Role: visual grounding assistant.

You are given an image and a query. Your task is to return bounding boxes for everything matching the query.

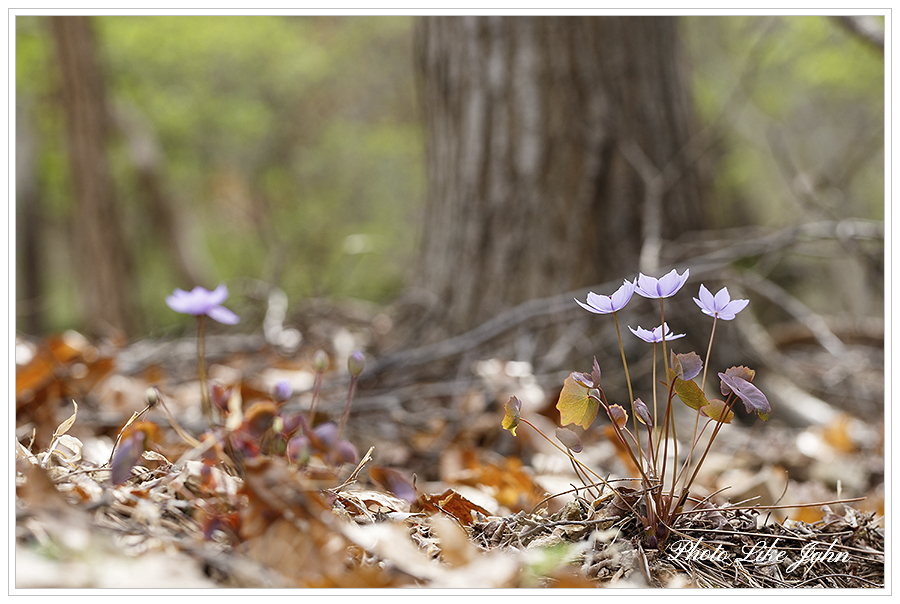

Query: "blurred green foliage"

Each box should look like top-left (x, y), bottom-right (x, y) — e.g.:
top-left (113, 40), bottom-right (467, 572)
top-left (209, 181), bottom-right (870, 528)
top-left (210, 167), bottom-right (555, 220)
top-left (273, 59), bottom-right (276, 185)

top-left (17, 15), bottom-right (423, 335)
top-left (15, 15), bottom-right (883, 336)
top-left (685, 16), bottom-right (883, 229)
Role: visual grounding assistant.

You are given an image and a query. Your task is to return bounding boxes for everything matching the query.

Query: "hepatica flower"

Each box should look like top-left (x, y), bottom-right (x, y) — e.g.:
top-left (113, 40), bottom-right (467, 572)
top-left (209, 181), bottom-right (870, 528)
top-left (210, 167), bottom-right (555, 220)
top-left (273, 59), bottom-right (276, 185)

top-left (693, 285), bottom-right (749, 321)
top-left (629, 323), bottom-right (686, 344)
top-left (575, 279), bottom-right (635, 314)
top-left (635, 269), bottom-right (690, 299)
top-left (166, 284), bottom-right (240, 325)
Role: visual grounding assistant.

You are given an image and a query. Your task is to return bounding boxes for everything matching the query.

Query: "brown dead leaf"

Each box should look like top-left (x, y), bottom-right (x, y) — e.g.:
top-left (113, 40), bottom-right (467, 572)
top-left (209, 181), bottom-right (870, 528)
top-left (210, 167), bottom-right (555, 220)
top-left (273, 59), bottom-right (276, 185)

top-left (443, 449), bottom-right (547, 512)
top-left (413, 488), bottom-right (491, 527)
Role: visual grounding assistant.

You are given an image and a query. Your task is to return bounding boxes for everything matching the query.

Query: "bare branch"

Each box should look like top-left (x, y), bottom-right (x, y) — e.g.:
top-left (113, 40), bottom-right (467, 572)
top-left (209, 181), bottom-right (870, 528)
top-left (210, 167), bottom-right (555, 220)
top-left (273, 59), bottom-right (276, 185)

top-left (832, 16), bottom-right (885, 52)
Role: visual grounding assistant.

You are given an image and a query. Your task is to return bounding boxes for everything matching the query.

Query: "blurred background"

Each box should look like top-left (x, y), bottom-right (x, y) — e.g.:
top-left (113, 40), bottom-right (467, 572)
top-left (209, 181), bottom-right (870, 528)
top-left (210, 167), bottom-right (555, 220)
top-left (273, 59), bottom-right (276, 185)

top-left (15, 15), bottom-right (883, 337)
top-left (15, 15), bottom-right (884, 436)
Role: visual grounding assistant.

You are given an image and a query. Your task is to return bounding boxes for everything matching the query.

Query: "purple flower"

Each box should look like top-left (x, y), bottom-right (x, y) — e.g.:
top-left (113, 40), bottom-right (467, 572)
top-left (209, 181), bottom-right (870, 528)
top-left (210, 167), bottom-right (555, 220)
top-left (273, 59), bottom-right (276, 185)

top-left (629, 323), bottom-right (686, 344)
top-left (575, 279), bottom-right (635, 314)
top-left (635, 269), bottom-right (690, 299)
top-left (693, 285), bottom-right (749, 321)
top-left (166, 284), bottom-right (239, 325)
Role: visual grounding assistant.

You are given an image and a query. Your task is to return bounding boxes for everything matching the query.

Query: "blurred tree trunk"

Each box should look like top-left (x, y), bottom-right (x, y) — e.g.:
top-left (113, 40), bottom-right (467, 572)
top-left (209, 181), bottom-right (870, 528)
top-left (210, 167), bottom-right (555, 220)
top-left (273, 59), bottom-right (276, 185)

top-left (49, 16), bottom-right (139, 337)
top-left (16, 102), bottom-right (44, 335)
top-left (413, 16), bottom-right (707, 340)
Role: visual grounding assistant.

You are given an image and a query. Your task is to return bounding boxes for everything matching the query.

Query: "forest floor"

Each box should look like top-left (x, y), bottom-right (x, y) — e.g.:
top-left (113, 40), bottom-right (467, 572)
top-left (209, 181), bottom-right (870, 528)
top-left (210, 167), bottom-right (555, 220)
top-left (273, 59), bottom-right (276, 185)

top-left (14, 300), bottom-right (885, 590)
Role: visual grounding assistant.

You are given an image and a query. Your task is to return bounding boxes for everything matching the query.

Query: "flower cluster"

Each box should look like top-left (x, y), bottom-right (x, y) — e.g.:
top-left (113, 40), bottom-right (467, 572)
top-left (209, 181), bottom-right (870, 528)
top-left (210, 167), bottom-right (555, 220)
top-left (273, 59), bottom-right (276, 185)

top-left (575, 268), bottom-right (748, 342)
top-left (500, 267), bottom-right (769, 551)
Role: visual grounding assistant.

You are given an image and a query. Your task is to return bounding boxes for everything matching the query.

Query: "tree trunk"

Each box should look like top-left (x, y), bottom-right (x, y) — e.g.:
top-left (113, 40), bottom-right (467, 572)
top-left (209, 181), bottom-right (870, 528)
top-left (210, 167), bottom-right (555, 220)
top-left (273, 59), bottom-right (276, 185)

top-left (49, 16), bottom-right (138, 337)
top-left (16, 101), bottom-right (44, 335)
top-left (413, 16), bottom-right (706, 340)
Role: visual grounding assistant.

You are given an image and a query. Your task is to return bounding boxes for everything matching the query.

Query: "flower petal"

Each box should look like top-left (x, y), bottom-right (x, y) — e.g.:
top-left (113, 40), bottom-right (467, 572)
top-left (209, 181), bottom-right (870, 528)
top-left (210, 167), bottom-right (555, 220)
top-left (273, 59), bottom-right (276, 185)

top-left (635, 273), bottom-right (659, 298)
top-left (609, 280), bottom-right (635, 311)
top-left (166, 293), bottom-right (204, 315)
top-left (713, 286), bottom-right (731, 311)
top-left (575, 297), bottom-right (604, 314)
top-left (207, 283), bottom-right (230, 306)
top-left (657, 269), bottom-right (681, 296)
top-left (698, 284), bottom-right (715, 309)
top-left (206, 305), bottom-right (240, 325)
top-left (586, 291), bottom-right (614, 313)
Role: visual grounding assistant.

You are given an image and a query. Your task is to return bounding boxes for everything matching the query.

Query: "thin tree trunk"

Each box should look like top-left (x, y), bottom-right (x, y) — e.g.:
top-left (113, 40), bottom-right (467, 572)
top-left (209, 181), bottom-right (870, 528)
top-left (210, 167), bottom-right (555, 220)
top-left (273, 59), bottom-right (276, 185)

top-left (16, 102), bottom-right (44, 335)
top-left (50, 16), bottom-right (138, 337)
top-left (413, 16), bottom-right (706, 340)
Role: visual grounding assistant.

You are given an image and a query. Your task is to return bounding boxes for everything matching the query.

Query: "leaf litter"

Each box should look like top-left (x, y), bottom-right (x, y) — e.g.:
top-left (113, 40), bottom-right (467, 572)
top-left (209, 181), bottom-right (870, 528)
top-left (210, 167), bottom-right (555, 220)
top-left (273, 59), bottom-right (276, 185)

top-left (14, 326), bottom-right (884, 589)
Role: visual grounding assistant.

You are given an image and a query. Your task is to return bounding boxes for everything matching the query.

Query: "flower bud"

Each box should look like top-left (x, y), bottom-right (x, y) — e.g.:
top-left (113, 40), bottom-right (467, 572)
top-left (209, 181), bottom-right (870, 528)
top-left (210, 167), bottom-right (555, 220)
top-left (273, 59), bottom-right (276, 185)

top-left (145, 387), bottom-right (159, 408)
top-left (333, 439), bottom-right (359, 465)
top-left (272, 379), bottom-right (292, 403)
top-left (313, 422), bottom-right (339, 450)
top-left (313, 349), bottom-right (329, 373)
top-left (347, 351), bottom-right (366, 377)
top-left (287, 435), bottom-right (310, 465)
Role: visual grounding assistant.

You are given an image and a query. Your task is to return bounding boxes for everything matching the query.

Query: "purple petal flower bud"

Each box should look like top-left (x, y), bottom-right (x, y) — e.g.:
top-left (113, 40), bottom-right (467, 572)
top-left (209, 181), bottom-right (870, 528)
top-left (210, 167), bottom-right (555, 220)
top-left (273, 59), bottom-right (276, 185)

top-left (333, 440), bottom-right (359, 465)
top-left (272, 379), bottom-right (292, 403)
top-left (347, 351), bottom-right (366, 377)
top-left (313, 422), bottom-right (339, 450)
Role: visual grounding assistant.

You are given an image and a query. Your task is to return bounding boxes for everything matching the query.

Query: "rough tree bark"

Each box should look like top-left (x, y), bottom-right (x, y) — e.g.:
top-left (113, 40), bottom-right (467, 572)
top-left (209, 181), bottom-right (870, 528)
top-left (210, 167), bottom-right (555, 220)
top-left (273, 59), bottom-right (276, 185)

top-left (49, 16), bottom-right (138, 336)
top-left (412, 16), bottom-right (707, 341)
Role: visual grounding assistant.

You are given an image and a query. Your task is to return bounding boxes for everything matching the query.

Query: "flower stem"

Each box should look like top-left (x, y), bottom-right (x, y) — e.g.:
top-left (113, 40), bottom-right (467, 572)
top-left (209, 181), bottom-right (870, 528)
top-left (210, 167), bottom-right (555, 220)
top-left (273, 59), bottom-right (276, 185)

top-left (197, 315), bottom-right (212, 426)
top-left (701, 317), bottom-right (718, 392)
top-left (613, 311), bottom-right (642, 473)
top-left (659, 298), bottom-right (670, 378)
top-left (337, 375), bottom-right (358, 441)
top-left (307, 369), bottom-right (324, 426)
top-left (683, 316), bottom-right (718, 497)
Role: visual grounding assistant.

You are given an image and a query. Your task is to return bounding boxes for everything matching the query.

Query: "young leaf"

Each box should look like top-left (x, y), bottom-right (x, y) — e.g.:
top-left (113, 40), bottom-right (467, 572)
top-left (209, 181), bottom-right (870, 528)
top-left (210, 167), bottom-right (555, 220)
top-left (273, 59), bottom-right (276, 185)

top-left (111, 431), bottom-right (144, 485)
top-left (556, 427), bottom-right (583, 452)
top-left (670, 351), bottom-right (703, 381)
top-left (633, 397), bottom-right (653, 427)
top-left (701, 399), bottom-right (734, 424)
top-left (608, 404), bottom-right (628, 430)
top-left (502, 396), bottom-right (522, 436)
top-left (591, 357), bottom-right (602, 388)
top-left (557, 373), bottom-right (599, 429)
top-left (719, 366), bottom-right (756, 395)
top-left (573, 372), bottom-right (594, 389)
top-left (718, 373), bottom-right (770, 420)
top-left (668, 368), bottom-right (709, 410)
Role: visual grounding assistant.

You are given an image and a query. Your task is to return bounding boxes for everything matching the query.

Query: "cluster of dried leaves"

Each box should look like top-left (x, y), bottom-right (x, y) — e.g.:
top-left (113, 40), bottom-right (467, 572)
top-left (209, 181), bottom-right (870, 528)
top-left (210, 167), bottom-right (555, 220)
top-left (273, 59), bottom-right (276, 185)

top-left (15, 328), bottom-right (885, 589)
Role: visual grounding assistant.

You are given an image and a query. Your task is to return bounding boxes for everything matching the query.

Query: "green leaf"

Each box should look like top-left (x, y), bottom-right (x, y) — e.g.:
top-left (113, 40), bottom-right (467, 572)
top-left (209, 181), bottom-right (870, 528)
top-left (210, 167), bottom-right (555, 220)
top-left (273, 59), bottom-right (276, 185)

top-left (668, 368), bottom-right (710, 411)
top-left (502, 396), bottom-right (522, 436)
top-left (701, 399), bottom-right (734, 424)
top-left (556, 373), bottom-right (598, 429)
